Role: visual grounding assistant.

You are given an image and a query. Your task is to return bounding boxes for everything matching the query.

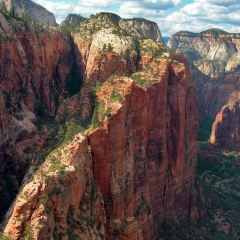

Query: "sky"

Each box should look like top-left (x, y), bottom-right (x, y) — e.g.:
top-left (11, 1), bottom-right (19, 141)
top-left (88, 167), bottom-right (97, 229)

top-left (33, 0), bottom-right (240, 36)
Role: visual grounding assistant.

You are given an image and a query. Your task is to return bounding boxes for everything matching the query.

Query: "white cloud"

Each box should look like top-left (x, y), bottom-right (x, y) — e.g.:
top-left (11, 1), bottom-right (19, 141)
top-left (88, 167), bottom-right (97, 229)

top-left (118, 2), bottom-right (165, 19)
top-left (196, 0), bottom-right (239, 6)
top-left (160, 0), bottom-right (240, 35)
top-left (79, 0), bottom-right (118, 8)
top-left (34, 0), bottom-right (109, 23)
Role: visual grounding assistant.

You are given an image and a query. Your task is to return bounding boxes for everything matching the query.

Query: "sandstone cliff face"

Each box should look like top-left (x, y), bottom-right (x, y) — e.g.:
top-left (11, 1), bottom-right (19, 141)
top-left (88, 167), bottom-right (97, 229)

top-left (167, 31), bottom-right (197, 52)
top-left (0, 12), bottom-right (75, 222)
top-left (169, 29), bottom-right (240, 153)
top-left (0, 0), bottom-right (57, 26)
top-left (4, 134), bottom-right (106, 240)
top-left (226, 52), bottom-right (240, 72)
top-left (120, 18), bottom-right (164, 43)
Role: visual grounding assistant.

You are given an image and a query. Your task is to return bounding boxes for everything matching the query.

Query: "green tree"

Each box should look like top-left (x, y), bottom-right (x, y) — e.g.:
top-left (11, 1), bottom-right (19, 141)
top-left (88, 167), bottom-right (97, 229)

top-left (57, 126), bottom-right (65, 142)
top-left (107, 43), bottom-right (113, 52)
top-left (124, 48), bottom-right (130, 61)
top-left (24, 222), bottom-right (33, 240)
top-left (102, 43), bottom-right (106, 51)
top-left (91, 105), bottom-right (99, 129)
top-left (64, 122), bottom-right (83, 142)
top-left (8, 7), bottom-right (16, 17)
top-left (22, 11), bottom-right (31, 22)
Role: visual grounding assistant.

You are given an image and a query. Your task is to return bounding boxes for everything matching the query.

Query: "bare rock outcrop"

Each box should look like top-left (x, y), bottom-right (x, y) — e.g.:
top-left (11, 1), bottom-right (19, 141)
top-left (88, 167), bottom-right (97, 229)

top-left (4, 134), bottom-right (106, 239)
top-left (88, 53), bottom-right (198, 238)
top-left (226, 52), bottom-right (240, 72)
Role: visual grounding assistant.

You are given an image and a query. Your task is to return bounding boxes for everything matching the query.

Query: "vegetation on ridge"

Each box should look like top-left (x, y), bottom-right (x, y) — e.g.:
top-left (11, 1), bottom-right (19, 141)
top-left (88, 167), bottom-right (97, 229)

top-left (123, 17), bottom-right (154, 23)
top-left (201, 28), bottom-right (230, 35)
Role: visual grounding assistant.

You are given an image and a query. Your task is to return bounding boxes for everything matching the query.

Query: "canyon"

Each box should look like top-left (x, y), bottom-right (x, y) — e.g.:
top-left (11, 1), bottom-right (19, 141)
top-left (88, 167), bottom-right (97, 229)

top-left (168, 28), bottom-right (240, 238)
top-left (168, 29), bottom-right (240, 150)
top-left (0, 10), bottom-right (200, 240)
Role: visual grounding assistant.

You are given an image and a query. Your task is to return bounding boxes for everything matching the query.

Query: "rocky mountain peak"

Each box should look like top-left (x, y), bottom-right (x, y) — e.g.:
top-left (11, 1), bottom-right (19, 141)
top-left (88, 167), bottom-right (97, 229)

top-left (72, 12), bottom-right (164, 44)
top-left (172, 30), bottom-right (197, 37)
top-left (60, 13), bottom-right (86, 27)
top-left (121, 17), bottom-right (164, 43)
top-left (0, 0), bottom-right (57, 26)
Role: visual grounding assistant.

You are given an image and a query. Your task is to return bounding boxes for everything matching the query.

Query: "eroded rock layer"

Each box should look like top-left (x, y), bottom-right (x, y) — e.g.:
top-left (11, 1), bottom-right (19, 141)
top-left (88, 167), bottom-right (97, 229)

top-left (210, 99), bottom-right (240, 151)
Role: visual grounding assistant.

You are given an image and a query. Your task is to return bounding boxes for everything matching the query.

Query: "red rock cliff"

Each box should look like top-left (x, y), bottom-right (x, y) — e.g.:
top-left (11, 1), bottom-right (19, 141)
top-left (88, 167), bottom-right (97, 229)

top-left (0, 12), bottom-right (74, 222)
top-left (89, 55), bottom-right (198, 238)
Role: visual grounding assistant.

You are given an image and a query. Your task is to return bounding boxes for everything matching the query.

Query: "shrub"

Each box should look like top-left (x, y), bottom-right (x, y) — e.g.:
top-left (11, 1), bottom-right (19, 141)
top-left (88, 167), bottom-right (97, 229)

top-left (110, 89), bottom-right (123, 102)
top-left (49, 187), bottom-right (62, 196)
top-left (23, 221), bottom-right (33, 240)
top-left (0, 232), bottom-right (11, 240)
top-left (39, 194), bottom-right (48, 204)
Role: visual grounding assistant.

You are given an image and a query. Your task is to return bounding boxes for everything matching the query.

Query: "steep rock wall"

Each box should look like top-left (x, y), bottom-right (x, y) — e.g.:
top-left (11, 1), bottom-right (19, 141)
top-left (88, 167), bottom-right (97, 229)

top-left (60, 14), bottom-right (86, 27)
top-left (89, 56), bottom-right (198, 238)
top-left (4, 134), bottom-right (107, 240)
top-left (168, 28), bottom-right (240, 148)
top-left (0, 12), bottom-right (74, 222)
top-left (3, 55), bottom-right (199, 240)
